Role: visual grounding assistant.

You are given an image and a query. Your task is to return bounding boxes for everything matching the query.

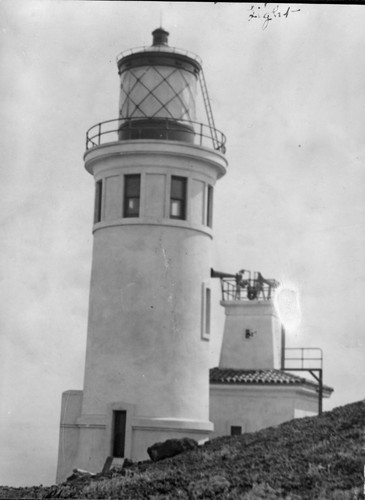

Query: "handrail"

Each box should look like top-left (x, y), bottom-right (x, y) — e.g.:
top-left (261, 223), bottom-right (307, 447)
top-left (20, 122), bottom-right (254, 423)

top-left (199, 69), bottom-right (219, 150)
top-left (116, 45), bottom-right (202, 66)
top-left (218, 276), bottom-right (277, 302)
top-left (85, 117), bottom-right (226, 153)
top-left (284, 347), bottom-right (323, 370)
top-left (282, 347), bottom-right (324, 415)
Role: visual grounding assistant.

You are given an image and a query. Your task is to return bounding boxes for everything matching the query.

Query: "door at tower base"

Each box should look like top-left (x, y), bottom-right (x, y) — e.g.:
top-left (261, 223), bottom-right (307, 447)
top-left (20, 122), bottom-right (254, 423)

top-left (56, 392), bottom-right (213, 483)
top-left (112, 411), bottom-right (126, 458)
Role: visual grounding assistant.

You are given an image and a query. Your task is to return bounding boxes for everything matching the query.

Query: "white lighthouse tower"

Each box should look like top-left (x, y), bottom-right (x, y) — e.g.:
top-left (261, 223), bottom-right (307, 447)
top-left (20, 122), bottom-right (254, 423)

top-left (56, 28), bottom-right (227, 481)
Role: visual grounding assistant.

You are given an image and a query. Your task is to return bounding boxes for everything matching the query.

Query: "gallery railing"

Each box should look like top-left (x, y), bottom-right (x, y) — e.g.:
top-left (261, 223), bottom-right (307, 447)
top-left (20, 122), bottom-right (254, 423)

top-left (85, 117), bottom-right (226, 153)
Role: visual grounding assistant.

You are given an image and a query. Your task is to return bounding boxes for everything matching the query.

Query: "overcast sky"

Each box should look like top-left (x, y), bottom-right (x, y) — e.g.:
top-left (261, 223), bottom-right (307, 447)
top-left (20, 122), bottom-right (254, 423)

top-left (1, 1), bottom-right (364, 487)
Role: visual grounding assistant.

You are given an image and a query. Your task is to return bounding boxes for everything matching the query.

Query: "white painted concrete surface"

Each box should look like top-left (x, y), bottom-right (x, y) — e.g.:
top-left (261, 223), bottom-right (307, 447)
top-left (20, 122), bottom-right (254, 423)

top-left (56, 140), bottom-right (227, 481)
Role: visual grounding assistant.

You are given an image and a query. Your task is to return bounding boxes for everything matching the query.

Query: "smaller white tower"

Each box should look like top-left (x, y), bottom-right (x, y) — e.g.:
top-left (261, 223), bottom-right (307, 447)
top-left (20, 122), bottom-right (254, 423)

top-left (209, 269), bottom-right (332, 438)
top-left (212, 270), bottom-right (282, 369)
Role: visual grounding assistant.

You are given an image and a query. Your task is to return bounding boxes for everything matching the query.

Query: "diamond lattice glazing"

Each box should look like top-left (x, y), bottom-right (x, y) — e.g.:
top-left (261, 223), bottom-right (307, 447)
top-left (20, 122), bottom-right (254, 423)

top-left (119, 65), bottom-right (197, 121)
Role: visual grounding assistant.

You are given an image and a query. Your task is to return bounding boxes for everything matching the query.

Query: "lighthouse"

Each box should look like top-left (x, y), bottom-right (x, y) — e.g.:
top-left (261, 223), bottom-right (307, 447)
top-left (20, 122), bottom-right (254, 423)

top-left (56, 28), bottom-right (227, 481)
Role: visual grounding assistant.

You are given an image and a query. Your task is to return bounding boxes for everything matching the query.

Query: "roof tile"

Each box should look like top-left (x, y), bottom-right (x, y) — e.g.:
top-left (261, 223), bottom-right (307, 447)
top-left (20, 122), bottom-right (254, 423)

top-left (209, 368), bottom-right (333, 392)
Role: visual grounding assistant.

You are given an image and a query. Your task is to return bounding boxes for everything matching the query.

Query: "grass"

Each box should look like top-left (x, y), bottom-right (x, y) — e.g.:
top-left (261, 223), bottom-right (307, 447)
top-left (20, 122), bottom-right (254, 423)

top-left (1, 400), bottom-right (364, 499)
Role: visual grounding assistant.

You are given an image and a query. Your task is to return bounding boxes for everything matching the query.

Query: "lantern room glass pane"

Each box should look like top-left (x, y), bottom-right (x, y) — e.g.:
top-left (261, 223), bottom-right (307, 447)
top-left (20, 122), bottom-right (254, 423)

top-left (119, 66), bottom-right (198, 121)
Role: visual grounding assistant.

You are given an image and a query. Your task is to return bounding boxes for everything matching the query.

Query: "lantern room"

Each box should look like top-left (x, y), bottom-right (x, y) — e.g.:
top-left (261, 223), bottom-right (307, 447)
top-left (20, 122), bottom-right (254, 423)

top-left (117, 28), bottom-right (200, 142)
top-left (119, 30), bottom-right (199, 116)
top-left (85, 28), bottom-right (225, 151)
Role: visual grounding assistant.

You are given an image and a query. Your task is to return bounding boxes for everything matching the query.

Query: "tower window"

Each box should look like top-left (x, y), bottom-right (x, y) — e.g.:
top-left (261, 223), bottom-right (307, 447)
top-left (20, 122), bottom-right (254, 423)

top-left (94, 180), bottom-right (103, 223)
top-left (205, 287), bottom-right (211, 335)
top-left (170, 176), bottom-right (187, 220)
top-left (206, 185), bottom-right (213, 228)
top-left (201, 283), bottom-right (211, 340)
top-left (124, 175), bottom-right (140, 217)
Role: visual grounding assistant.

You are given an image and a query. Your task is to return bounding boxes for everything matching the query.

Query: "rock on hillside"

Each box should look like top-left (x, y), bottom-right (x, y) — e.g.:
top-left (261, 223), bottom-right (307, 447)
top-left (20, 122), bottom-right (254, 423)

top-left (1, 400), bottom-right (365, 499)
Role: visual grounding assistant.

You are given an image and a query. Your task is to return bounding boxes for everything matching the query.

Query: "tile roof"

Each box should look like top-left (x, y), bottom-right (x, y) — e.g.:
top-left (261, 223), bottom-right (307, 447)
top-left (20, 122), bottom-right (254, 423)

top-left (210, 368), bottom-right (333, 393)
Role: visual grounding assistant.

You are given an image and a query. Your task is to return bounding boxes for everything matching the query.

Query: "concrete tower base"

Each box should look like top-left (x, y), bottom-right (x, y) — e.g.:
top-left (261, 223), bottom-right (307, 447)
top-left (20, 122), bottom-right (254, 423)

top-left (57, 390), bottom-right (213, 482)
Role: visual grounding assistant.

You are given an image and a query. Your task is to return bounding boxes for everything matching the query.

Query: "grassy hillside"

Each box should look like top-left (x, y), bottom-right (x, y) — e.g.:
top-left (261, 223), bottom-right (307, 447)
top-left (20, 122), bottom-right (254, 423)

top-left (1, 400), bottom-right (364, 499)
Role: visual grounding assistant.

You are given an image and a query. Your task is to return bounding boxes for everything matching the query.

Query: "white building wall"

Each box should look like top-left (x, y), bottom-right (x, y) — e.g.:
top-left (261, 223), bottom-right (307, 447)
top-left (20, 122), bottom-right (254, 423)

top-left (81, 223), bottom-right (213, 419)
top-left (219, 301), bottom-right (282, 370)
top-left (209, 385), bottom-right (319, 439)
top-left (59, 140), bottom-right (227, 479)
top-left (56, 391), bottom-right (83, 483)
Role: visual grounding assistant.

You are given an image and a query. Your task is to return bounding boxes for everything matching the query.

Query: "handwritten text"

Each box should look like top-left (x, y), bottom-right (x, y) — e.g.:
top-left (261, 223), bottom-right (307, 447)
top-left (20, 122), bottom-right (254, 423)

top-left (248, 4), bottom-right (301, 30)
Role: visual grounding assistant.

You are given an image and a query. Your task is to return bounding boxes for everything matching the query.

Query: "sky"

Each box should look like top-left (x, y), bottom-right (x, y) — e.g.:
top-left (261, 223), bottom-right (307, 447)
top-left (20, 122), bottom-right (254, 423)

top-left (0, 0), bottom-right (364, 487)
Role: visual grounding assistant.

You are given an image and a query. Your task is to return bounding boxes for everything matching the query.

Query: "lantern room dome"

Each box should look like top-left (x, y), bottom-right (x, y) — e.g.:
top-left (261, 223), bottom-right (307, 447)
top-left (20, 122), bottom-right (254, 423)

top-left (116, 28), bottom-right (202, 74)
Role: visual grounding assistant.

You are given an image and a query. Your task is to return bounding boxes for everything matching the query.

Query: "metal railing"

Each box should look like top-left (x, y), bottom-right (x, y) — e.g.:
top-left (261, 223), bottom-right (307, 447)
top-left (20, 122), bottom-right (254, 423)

top-left (283, 347), bottom-right (323, 370)
top-left (85, 117), bottom-right (226, 153)
top-left (281, 346), bottom-right (324, 415)
top-left (218, 276), bottom-right (278, 302)
top-left (116, 45), bottom-right (202, 66)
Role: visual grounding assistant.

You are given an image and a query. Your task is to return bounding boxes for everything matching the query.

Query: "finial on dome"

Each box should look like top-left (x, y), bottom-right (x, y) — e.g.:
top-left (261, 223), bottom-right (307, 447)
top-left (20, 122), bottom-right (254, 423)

top-left (152, 27), bottom-right (169, 46)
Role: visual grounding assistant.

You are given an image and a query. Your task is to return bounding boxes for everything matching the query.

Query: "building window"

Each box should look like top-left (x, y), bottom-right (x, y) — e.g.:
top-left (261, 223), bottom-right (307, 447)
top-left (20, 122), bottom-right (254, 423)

top-left (124, 175), bottom-right (140, 217)
top-left (205, 287), bottom-right (211, 335)
top-left (94, 179), bottom-right (103, 223)
top-left (206, 185), bottom-right (213, 228)
top-left (230, 426), bottom-right (242, 436)
top-left (201, 283), bottom-right (211, 341)
top-left (170, 176), bottom-right (187, 220)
